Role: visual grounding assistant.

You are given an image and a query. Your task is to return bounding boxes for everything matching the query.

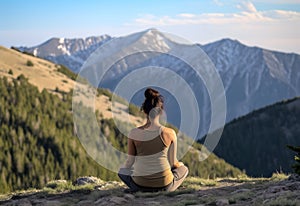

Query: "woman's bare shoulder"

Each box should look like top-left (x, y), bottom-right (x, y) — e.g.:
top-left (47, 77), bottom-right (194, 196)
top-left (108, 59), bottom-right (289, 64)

top-left (129, 127), bottom-right (143, 137)
top-left (161, 126), bottom-right (176, 137)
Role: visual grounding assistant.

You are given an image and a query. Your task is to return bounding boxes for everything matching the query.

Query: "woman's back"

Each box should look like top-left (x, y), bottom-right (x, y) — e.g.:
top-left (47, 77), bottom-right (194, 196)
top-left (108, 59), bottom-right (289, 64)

top-left (131, 127), bottom-right (174, 187)
top-left (118, 87), bottom-right (188, 192)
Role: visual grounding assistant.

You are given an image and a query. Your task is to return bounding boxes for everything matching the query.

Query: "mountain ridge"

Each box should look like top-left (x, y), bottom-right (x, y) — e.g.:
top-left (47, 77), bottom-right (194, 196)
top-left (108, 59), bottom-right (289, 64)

top-left (199, 96), bottom-right (300, 177)
top-left (17, 30), bottom-right (300, 131)
top-left (17, 35), bottom-right (112, 72)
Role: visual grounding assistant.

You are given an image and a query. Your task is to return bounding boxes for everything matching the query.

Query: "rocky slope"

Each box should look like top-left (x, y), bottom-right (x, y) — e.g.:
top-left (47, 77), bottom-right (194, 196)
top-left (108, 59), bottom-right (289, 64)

top-left (0, 174), bottom-right (299, 206)
top-left (17, 35), bottom-right (112, 73)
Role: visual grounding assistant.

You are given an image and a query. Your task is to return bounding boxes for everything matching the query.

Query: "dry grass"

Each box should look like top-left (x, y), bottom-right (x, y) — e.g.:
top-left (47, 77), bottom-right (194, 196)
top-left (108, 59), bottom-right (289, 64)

top-left (0, 46), bottom-right (144, 126)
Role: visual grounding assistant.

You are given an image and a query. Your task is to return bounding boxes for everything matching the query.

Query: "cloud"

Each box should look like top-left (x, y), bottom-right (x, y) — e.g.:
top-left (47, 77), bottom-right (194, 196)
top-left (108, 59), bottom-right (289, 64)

top-left (178, 13), bottom-right (196, 18)
top-left (127, 1), bottom-right (300, 53)
top-left (212, 0), bottom-right (224, 6)
top-left (263, 10), bottom-right (300, 19)
top-left (133, 10), bottom-right (299, 26)
top-left (237, 1), bottom-right (257, 13)
top-left (252, 0), bottom-right (300, 4)
top-left (131, 1), bottom-right (300, 26)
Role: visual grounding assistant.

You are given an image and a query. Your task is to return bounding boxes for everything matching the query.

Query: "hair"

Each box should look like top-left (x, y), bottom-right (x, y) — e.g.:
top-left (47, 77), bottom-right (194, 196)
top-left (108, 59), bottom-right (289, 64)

top-left (141, 88), bottom-right (164, 119)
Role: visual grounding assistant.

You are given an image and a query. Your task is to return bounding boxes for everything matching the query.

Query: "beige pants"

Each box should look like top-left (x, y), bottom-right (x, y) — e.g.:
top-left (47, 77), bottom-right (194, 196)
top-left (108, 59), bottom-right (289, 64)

top-left (118, 165), bottom-right (189, 192)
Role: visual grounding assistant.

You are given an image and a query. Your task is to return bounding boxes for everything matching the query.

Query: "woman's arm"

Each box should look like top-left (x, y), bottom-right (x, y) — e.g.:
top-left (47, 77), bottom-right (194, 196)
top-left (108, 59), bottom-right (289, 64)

top-left (167, 129), bottom-right (184, 169)
top-left (123, 132), bottom-right (136, 168)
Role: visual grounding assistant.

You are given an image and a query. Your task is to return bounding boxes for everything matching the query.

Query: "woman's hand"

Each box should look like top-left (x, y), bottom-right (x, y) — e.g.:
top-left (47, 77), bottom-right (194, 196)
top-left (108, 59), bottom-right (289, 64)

top-left (173, 161), bottom-right (185, 169)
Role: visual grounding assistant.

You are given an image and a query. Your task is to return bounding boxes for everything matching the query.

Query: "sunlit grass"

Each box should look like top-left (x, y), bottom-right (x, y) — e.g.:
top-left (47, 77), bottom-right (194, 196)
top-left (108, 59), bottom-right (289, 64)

top-left (0, 188), bottom-right (42, 201)
top-left (43, 182), bottom-right (95, 194)
top-left (270, 172), bottom-right (289, 181)
top-left (182, 177), bottom-right (218, 190)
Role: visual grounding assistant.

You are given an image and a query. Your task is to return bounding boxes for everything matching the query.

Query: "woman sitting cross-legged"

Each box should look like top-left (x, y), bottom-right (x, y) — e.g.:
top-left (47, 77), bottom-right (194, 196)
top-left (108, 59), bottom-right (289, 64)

top-left (118, 87), bottom-right (189, 193)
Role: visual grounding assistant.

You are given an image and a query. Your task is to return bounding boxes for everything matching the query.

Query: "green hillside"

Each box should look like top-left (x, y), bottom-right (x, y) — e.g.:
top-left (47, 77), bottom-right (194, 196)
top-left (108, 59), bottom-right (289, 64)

top-left (199, 97), bottom-right (300, 177)
top-left (0, 75), bottom-right (242, 194)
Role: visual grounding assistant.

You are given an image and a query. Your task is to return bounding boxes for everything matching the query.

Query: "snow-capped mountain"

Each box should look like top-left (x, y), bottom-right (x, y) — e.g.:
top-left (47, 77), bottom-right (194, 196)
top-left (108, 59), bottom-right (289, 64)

top-left (18, 35), bottom-right (111, 72)
top-left (18, 29), bottom-right (300, 138)
top-left (202, 38), bottom-right (300, 122)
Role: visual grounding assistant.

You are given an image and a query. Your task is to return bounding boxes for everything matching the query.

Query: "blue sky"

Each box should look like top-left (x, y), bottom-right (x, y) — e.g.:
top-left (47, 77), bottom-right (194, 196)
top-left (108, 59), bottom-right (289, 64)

top-left (0, 0), bottom-right (300, 53)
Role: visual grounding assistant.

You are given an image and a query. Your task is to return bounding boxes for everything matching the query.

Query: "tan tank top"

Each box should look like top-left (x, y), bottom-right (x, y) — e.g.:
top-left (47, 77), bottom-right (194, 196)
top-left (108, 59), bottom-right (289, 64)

top-left (132, 128), bottom-right (173, 187)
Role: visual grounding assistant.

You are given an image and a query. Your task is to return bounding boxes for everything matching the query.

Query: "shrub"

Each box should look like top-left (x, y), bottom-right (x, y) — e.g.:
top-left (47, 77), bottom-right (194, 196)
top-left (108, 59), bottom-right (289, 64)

top-left (8, 69), bottom-right (13, 75)
top-left (128, 104), bottom-right (142, 116)
top-left (26, 60), bottom-right (34, 67)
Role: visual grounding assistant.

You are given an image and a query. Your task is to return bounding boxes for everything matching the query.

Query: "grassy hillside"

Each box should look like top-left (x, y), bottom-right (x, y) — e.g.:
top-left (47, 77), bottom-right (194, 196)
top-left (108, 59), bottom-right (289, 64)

top-left (0, 75), bottom-right (242, 194)
top-left (0, 46), bottom-right (143, 125)
top-left (0, 47), bottom-right (242, 194)
top-left (199, 97), bottom-right (300, 177)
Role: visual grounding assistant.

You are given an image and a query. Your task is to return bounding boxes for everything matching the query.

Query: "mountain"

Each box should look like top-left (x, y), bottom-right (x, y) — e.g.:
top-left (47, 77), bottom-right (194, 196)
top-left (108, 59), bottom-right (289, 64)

top-left (18, 35), bottom-right (111, 72)
top-left (0, 46), bottom-right (242, 193)
top-left (202, 38), bottom-right (300, 121)
top-left (17, 29), bottom-right (300, 139)
top-left (199, 96), bottom-right (300, 177)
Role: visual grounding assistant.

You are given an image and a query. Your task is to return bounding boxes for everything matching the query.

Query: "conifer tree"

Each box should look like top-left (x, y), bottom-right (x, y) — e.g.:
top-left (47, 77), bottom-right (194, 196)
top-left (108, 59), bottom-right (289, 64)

top-left (287, 145), bottom-right (300, 175)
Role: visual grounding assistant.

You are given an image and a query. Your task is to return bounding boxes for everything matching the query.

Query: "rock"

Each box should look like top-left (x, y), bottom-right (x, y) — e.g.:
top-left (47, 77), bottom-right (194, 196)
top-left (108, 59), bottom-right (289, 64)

top-left (77, 200), bottom-right (95, 206)
top-left (262, 190), bottom-right (289, 199)
top-left (143, 201), bottom-right (161, 205)
top-left (231, 188), bottom-right (251, 194)
top-left (176, 194), bottom-right (197, 199)
top-left (43, 200), bottom-right (65, 206)
top-left (286, 182), bottom-right (300, 190)
top-left (267, 185), bottom-right (287, 193)
top-left (124, 193), bottom-right (135, 200)
top-left (15, 198), bottom-right (32, 206)
top-left (94, 197), bottom-right (110, 206)
top-left (75, 176), bottom-right (103, 186)
top-left (109, 196), bottom-right (128, 205)
top-left (29, 200), bottom-right (44, 205)
top-left (288, 173), bottom-right (300, 181)
top-left (216, 198), bottom-right (229, 206)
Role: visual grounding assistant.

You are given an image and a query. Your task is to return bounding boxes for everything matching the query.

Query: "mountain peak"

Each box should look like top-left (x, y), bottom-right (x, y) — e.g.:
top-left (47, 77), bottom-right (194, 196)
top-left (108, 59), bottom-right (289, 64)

top-left (205, 38), bottom-right (243, 49)
top-left (136, 28), bottom-right (194, 48)
top-left (219, 38), bottom-right (241, 43)
top-left (144, 27), bottom-right (159, 33)
top-left (137, 28), bottom-right (165, 39)
top-left (118, 28), bottom-right (174, 52)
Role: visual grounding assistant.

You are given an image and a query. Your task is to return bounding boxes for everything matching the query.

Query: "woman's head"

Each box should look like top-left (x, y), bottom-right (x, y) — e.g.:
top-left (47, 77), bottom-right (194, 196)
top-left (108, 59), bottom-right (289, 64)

top-left (141, 88), bottom-right (164, 119)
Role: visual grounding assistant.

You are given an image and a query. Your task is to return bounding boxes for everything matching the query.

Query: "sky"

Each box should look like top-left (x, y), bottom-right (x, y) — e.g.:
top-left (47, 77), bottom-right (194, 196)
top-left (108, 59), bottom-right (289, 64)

top-left (0, 0), bottom-right (300, 53)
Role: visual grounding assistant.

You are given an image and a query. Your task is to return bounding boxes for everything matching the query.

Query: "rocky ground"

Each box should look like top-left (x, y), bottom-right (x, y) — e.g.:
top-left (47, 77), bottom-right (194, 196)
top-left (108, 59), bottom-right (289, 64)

top-left (0, 174), bottom-right (299, 206)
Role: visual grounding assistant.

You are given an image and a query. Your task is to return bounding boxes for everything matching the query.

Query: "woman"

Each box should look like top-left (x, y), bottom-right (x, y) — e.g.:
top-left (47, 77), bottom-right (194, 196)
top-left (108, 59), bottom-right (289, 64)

top-left (118, 88), bottom-right (189, 192)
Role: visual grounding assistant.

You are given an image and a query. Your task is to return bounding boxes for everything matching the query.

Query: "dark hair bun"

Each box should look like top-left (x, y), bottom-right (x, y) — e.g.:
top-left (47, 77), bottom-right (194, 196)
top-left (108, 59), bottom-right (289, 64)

top-left (144, 88), bottom-right (160, 100)
top-left (141, 88), bottom-right (164, 117)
